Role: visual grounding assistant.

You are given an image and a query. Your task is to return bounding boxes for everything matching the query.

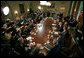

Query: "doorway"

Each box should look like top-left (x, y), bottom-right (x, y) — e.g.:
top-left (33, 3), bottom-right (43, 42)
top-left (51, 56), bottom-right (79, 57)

top-left (19, 4), bottom-right (25, 14)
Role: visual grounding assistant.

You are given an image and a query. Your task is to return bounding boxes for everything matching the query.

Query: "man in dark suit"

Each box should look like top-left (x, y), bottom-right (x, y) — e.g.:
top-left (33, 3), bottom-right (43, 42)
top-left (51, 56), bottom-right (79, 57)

top-left (58, 26), bottom-right (69, 47)
top-left (47, 11), bottom-right (50, 17)
top-left (57, 22), bottom-right (63, 32)
top-left (59, 13), bottom-right (63, 22)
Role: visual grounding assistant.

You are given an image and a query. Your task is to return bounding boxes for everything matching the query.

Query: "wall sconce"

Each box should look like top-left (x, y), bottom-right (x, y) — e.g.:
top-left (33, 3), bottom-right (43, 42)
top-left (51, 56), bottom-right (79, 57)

top-left (14, 10), bottom-right (18, 15)
top-left (41, 7), bottom-right (43, 10)
top-left (38, 6), bottom-right (41, 10)
top-left (27, 9), bottom-right (29, 12)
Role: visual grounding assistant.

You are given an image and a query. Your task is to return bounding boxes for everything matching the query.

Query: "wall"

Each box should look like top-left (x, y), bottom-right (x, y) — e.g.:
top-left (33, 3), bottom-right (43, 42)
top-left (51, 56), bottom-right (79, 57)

top-left (1, 1), bottom-right (71, 21)
top-left (31, 1), bottom-right (71, 17)
top-left (1, 1), bottom-right (14, 21)
top-left (7, 1), bottom-right (30, 19)
top-left (32, 1), bottom-right (71, 16)
top-left (54, 1), bottom-right (71, 16)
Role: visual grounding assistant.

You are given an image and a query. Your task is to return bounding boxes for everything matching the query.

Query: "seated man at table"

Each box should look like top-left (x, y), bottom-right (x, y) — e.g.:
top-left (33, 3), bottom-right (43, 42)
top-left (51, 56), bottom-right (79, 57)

top-left (33, 17), bottom-right (37, 24)
top-left (2, 19), bottom-right (12, 30)
top-left (47, 26), bottom-right (69, 57)
top-left (58, 26), bottom-right (69, 47)
top-left (59, 13), bottom-right (63, 22)
top-left (30, 44), bottom-right (41, 56)
top-left (29, 23), bottom-right (34, 30)
top-left (57, 22), bottom-right (63, 32)
top-left (56, 19), bottom-right (59, 25)
top-left (21, 26), bottom-right (30, 38)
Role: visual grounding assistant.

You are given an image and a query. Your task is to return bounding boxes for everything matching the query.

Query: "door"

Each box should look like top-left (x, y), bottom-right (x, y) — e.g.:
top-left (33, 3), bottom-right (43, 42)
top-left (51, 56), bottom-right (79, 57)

top-left (19, 4), bottom-right (25, 14)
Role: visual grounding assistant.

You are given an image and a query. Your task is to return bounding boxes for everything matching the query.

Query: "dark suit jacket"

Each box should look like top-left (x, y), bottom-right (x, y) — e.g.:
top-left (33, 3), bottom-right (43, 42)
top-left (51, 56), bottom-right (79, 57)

top-left (57, 25), bottom-right (63, 32)
top-left (58, 30), bottom-right (69, 47)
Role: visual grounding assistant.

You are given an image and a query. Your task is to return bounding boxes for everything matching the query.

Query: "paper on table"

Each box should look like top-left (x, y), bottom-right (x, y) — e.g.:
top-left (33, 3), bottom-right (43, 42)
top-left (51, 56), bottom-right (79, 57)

top-left (51, 32), bottom-right (53, 34)
top-left (30, 42), bottom-right (33, 45)
top-left (26, 37), bottom-right (32, 40)
top-left (30, 39), bottom-right (32, 42)
top-left (47, 40), bottom-right (50, 44)
top-left (34, 33), bottom-right (36, 35)
top-left (40, 46), bottom-right (44, 49)
top-left (54, 32), bottom-right (58, 34)
top-left (33, 42), bottom-right (35, 45)
top-left (49, 30), bottom-right (51, 33)
top-left (44, 43), bottom-right (46, 45)
top-left (52, 24), bottom-right (55, 25)
top-left (51, 35), bottom-right (53, 37)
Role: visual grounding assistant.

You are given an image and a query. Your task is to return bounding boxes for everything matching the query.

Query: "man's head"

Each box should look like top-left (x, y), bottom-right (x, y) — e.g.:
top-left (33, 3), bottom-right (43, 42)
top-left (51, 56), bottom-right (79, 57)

top-left (59, 22), bottom-right (62, 26)
top-left (63, 26), bottom-right (67, 31)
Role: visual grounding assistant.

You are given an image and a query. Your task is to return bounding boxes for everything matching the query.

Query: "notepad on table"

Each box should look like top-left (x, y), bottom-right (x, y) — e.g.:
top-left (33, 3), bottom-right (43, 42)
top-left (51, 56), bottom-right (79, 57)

top-left (54, 32), bottom-right (58, 34)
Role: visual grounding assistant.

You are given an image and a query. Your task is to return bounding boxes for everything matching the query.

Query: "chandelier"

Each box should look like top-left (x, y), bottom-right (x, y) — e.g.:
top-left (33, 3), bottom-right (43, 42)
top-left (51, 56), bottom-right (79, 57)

top-left (40, 1), bottom-right (51, 6)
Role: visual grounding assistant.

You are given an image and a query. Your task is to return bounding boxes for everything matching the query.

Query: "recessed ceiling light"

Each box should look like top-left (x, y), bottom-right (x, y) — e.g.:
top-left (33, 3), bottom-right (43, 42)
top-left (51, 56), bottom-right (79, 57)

top-left (14, 10), bottom-right (18, 14)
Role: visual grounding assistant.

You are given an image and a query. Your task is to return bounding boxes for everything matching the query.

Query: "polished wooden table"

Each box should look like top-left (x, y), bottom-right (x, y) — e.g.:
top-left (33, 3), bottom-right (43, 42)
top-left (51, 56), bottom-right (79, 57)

top-left (26, 17), bottom-right (59, 56)
top-left (27, 17), bottom-right (54, 44)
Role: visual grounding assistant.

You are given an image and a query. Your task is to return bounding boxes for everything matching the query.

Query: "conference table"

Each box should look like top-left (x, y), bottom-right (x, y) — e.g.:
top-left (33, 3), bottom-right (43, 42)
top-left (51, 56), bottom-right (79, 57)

top-left (26, 17), bottom-right (60, 56)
